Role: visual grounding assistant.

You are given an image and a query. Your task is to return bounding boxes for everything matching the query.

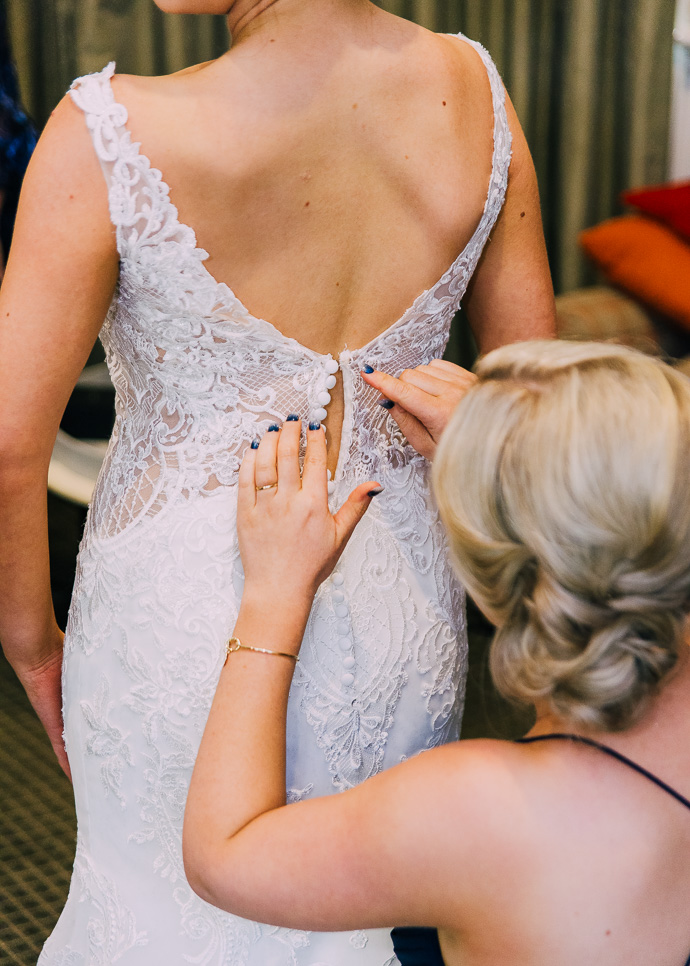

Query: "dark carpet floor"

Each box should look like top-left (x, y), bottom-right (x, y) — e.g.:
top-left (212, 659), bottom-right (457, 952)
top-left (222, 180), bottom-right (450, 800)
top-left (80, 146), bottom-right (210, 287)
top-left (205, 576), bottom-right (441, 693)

top-left (0, 492), bottom-right (530, 965)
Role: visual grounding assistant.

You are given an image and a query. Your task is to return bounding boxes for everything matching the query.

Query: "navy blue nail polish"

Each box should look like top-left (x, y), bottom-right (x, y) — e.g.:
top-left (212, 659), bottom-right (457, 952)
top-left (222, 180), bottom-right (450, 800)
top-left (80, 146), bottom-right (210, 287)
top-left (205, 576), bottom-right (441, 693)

top-left (378, 398), bottom-right (395, 410)
top-left (363, 365), bottom-right (375, 374)
top-left (286, 413), bottom-right (300, 421)
top-left (308, 421), bottom-right (321, 431)
top-left (267, 424), bottom-right (280, 432)
top-left (250, 438), bottom-right (260, 450)
top-left (367, 487), bottom-right (384, 497)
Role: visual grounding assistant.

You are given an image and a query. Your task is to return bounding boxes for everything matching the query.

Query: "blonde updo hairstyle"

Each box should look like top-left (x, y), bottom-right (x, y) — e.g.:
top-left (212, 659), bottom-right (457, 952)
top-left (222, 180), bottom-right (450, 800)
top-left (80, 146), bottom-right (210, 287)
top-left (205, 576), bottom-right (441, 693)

top-left (433, 341), bottom-right (690, 732)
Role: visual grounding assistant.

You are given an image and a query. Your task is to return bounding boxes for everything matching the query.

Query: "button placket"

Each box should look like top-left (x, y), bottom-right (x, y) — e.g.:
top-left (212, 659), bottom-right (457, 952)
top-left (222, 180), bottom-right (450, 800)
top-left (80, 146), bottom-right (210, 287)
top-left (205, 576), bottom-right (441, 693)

top-left (310, 356), bottom-right (338, 427)
top-left (331, 573), bottom-right (355, 686)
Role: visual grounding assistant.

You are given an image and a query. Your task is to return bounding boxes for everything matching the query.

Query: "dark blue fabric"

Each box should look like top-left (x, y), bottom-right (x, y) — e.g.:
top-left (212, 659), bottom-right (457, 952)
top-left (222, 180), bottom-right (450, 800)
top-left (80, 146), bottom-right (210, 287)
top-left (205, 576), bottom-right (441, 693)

top-left (0, 0), bottom-right (37, 255)
top-left (390, 927), bottom-right (444, 966)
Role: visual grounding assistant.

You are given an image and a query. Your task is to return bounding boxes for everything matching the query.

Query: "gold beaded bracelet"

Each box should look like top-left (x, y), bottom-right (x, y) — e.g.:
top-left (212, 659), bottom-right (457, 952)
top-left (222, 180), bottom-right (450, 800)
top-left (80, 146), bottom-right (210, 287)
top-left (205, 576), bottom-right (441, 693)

top-left (225, 636), bottom-right (299, 664)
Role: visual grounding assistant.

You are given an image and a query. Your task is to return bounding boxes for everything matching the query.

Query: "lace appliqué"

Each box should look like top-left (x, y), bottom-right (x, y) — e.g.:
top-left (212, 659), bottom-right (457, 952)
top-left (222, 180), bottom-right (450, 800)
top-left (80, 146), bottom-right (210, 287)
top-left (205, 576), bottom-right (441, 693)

top-left (287, 784), bottom-right (314, 804)
top-left (80, 676), bottom-right (133, 807)
top-left (350, 931), bottom-right (369, 949)
top-left (42, 952), bottom-right (85, 966)
top-left (75, 842), bottom-right (148, 963)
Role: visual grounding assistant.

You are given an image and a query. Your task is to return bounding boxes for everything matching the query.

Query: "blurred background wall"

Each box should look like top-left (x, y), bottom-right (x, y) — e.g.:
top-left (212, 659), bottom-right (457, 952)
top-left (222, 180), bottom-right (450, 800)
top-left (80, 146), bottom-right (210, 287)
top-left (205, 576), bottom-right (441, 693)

top-left (671, 0), bottom-right (690, 179)
top-left (6, 0), bottom-right (677, 292)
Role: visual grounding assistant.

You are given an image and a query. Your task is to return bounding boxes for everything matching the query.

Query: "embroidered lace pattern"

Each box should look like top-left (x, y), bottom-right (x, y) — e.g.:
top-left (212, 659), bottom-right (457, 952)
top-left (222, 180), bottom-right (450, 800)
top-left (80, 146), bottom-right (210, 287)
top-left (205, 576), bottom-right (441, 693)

top-left (42, 34), bottom-right (511, 966)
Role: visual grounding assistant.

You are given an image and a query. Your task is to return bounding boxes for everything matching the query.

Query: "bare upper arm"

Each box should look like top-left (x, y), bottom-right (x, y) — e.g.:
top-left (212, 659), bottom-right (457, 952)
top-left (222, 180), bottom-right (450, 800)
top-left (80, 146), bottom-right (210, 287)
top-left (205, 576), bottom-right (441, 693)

top-left (462, 93), bottom-right (557, 353)
top-left (184, 740), bottom-right (527, 933)
top-left (0, 93), bottom-right (118, 465)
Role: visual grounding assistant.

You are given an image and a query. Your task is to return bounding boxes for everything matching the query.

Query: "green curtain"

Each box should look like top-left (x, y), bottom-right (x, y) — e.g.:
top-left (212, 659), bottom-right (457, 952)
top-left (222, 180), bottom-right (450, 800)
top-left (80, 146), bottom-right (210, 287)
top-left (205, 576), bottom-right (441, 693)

top-left (8, 0), bottom-right (675, 292)
top-left (378, 0), bottom-right (676, 291)
top-left (7, 0), bottom-right (228, 124)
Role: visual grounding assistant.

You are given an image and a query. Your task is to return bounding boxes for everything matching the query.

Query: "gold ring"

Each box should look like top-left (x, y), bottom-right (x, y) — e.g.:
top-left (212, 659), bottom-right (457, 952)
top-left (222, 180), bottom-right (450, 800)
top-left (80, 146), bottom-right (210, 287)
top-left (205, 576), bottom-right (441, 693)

top-left (255, 482), bottom-right (278, 491)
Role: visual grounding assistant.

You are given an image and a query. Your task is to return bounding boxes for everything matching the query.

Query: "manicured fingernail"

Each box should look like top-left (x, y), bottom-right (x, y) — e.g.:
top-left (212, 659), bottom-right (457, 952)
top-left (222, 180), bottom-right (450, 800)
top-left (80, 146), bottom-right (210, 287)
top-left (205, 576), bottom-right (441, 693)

top-left (250, 438), bottom-right (260, 450)
top-left (308, 420), bottom-right (321, 431)
top-left (367, 487), bottom-right (384, 497)
top-left (363, 365), bottom-right (375, 374)
top-left (267, 423), bottom-right (280, 432)
top-left (377, 398), bottom-right (394, 410)
top-left (286, 414), bottom-right (300, 421)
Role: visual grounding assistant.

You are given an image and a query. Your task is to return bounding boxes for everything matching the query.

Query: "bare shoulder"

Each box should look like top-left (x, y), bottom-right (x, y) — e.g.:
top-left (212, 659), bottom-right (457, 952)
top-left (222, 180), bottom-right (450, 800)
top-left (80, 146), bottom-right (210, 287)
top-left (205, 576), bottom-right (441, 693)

top-left (107, 63), bottom-right (230, 158)
top-left (430, 33), bottom-right (530, 167)
top-left (422, 739), bottom-right (535, 818)
top-left (432, 32), bottom-right (498, 100)
top-left (35, 93), bottom-right (104, 175)
top-left (380, 740), bottom-right (545, 923)
top-left (397, 739), bottom-right (539, 853)
top-left (109, 60), bottom-right (215, 99)
top-left (18, 94), bottom-right (113, 248)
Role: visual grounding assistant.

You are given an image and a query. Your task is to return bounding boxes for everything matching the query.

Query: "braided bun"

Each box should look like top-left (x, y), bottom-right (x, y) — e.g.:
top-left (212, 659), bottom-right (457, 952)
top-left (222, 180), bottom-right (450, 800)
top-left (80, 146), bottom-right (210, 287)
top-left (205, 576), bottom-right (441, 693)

top-left (433, 341), bottom-right (690, 732)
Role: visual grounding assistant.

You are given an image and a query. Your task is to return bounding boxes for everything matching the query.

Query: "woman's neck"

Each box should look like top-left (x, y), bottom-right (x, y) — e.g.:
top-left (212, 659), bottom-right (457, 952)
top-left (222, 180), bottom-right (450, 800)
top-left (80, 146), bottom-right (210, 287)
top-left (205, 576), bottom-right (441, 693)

top-left (529, 640), bottom-right (690, 757)
top-left (226, 0), bottom-right (372, 46)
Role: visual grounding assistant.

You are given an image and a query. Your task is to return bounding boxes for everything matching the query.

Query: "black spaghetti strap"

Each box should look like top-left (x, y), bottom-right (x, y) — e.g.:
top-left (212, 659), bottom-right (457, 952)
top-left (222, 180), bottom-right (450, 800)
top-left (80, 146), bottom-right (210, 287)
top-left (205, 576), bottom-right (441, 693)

top-left (516, 733), bottom-right (690, 813)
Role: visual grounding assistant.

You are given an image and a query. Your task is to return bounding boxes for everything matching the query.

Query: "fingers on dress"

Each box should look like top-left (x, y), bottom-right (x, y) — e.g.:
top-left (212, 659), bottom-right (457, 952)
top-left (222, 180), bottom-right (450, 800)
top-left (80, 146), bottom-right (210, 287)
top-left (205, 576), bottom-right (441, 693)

top-left (39, 33), bottom-right (511, 966)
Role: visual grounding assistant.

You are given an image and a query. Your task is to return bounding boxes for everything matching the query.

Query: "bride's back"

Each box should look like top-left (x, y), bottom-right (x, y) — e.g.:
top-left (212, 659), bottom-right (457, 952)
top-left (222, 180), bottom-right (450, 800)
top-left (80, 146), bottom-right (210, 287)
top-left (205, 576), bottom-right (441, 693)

top-left (111, 10), bottom-right (495, 357)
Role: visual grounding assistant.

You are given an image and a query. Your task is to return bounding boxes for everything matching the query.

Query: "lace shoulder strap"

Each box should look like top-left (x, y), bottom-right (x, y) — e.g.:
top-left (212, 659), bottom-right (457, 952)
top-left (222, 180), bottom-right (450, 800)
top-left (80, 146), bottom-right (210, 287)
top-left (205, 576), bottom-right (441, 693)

top-left (454, 33), bottom-right (513, 245)
top-left (68, 62), bottom-right (195, 263)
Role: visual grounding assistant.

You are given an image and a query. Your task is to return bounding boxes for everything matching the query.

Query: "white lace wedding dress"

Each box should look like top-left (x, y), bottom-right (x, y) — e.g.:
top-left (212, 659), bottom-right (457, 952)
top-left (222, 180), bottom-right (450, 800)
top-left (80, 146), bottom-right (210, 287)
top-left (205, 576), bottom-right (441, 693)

top-left (39, 33), bottom-right (511, 966)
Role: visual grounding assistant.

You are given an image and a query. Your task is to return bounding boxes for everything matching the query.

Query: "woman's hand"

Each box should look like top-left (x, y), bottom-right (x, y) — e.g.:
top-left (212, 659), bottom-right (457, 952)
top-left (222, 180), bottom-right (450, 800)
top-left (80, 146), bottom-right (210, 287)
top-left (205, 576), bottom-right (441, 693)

top-left (13, 628), bottom-right (71, 782)
top-left (362, 360), bottom-right (477, 460)
top-left (237, 418), bottom-right (380, 617)
top-left (185, 420), bottom-right (380, 896)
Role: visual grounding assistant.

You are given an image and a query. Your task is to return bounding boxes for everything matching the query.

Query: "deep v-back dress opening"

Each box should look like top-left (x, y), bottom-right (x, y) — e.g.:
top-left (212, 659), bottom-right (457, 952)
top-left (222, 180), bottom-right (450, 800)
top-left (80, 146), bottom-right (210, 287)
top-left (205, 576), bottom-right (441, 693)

top-left (107, 32), bottom-right (506, 366)
top-left (39, 32), bottom-right (511, 966)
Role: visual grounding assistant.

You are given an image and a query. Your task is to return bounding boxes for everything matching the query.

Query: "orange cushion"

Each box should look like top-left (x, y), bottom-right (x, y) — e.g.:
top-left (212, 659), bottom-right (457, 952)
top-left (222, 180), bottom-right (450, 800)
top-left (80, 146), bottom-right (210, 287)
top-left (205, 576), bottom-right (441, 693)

top-left (579, 216), bottom-right (690, 331)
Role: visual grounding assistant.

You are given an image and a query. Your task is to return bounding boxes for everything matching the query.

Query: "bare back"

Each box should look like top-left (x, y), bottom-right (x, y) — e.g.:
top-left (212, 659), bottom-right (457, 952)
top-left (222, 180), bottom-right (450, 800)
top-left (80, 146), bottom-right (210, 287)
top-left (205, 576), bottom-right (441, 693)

top-left (432, 734), bottom-right (690, 966)
top-left (112, 21), bottom-right (494, 353)
top-left (107, 14), bottom-right (497, 469)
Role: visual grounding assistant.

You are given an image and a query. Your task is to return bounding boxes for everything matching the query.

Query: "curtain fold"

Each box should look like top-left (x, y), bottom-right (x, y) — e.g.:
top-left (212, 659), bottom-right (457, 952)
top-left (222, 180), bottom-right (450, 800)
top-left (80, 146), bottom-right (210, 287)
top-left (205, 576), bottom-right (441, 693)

top-left (8, 0), bottom-right (228, 123)
top-left (8, 0), bottom-right (676, 292)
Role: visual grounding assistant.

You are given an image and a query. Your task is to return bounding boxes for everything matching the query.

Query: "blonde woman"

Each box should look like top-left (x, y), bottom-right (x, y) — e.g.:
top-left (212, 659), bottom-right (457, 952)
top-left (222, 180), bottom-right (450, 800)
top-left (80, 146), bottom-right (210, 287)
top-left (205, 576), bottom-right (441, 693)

top-left (0, 0), bottom-right (555, 962)
top-left (184, 341), bottom-right (690, 966)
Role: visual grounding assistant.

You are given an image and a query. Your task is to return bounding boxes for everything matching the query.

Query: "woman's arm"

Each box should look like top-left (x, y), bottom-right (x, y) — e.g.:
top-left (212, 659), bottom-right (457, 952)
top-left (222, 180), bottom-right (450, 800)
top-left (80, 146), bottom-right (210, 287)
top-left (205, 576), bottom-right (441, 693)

top-left (183, 421), bottom-right (509, 930)
top-left (463, 92), bottom-right (556, 351)
top-left (183, 419), bottom-right (375, 898)
top-left (0, 95), bottom-right (118, 775)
